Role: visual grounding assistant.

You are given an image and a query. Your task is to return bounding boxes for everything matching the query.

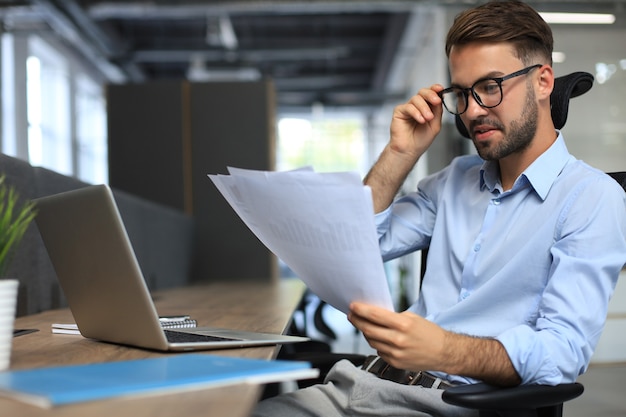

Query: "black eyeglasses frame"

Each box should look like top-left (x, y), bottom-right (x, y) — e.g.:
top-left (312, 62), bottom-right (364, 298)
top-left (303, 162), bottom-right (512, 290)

top-left (437, 64), bottom-right (543, 115)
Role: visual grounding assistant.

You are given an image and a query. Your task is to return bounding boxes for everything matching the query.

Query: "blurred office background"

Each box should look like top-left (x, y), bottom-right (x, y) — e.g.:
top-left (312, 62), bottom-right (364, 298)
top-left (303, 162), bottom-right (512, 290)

top-left (0, 3), bottom-right (624, 413)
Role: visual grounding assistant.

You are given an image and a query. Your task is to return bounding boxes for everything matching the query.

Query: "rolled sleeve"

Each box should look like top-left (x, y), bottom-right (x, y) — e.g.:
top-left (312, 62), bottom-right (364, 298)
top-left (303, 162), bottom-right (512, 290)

top-left (374, 205), bottom-right (393, 237)
top-left (496, 325), bottom-right (564, 384)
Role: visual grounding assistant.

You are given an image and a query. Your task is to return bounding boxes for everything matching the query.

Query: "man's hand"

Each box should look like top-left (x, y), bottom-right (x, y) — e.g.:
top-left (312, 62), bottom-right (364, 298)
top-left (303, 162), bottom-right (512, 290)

top-left (348, 302), bottom-right (521, 386)
top-left (348, 302), bottom-right (448, 371)
top-left (364, 85), bottom-right (445, 213)
top-left (388, 84), bottom-right (445, 158)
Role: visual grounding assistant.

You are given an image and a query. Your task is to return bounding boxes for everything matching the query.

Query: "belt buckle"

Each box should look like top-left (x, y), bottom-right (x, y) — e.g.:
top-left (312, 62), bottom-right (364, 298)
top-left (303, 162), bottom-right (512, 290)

top-left (406, 370), bottom-right (423, 386)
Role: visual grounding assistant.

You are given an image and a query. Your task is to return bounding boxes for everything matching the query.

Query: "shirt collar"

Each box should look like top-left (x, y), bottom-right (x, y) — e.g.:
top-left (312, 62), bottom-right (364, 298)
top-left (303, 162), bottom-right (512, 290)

top-left (479, 131), bottom-right (573, 200)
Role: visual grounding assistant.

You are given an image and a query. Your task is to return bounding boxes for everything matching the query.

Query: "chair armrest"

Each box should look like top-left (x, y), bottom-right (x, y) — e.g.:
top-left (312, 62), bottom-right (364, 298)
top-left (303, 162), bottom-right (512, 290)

top-left (442, 382), bottom-right (584, 411)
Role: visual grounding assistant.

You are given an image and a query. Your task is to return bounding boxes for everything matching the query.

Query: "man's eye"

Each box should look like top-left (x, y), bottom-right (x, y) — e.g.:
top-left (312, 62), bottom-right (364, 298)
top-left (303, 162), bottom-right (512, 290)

top-left (477, 81), bottom-right (500, 96)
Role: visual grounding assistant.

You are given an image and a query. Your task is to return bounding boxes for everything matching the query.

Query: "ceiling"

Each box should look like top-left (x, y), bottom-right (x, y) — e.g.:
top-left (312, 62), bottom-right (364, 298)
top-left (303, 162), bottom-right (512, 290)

top-left (1, 1), bottom-right (626, 111)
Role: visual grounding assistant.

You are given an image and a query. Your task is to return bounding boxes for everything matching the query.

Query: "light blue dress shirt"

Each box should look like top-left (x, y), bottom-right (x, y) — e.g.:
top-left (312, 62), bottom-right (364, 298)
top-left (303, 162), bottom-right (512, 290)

top-left (374, 133), bottom-right (626, 385)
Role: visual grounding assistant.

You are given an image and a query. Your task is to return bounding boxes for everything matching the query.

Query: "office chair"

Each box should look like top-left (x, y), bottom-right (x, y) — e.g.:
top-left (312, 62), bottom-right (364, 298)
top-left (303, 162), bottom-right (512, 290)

top-left (278, 71), bottom-right (619, 417)
top-left (608, 171), bottom-right (626, 190)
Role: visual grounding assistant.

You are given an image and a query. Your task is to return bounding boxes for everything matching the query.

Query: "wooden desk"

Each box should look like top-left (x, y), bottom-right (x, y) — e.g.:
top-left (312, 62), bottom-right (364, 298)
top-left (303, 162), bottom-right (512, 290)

top-left (4, 279), bottom-right (306, 417)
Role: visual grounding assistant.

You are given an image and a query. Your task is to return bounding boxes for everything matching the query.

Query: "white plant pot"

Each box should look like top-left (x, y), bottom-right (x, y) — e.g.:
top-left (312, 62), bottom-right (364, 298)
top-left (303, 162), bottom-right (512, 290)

top-left (0, 279), bottom-right (18, 371)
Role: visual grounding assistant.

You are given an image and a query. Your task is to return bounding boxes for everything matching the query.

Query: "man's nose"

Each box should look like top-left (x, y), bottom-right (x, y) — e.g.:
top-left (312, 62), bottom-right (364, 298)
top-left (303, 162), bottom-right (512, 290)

top-left (464, 93), bottom-right (489, 119)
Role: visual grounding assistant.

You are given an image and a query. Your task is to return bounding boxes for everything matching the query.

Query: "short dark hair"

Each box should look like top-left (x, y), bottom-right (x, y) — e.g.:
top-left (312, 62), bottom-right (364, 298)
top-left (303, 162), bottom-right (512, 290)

top-left (445, 0), bottom-right (553, 65)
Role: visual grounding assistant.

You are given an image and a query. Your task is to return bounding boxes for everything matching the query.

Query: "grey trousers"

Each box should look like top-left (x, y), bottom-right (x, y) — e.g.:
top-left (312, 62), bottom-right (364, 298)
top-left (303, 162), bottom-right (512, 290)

top-left (252, 360), bottom-right (479, 417)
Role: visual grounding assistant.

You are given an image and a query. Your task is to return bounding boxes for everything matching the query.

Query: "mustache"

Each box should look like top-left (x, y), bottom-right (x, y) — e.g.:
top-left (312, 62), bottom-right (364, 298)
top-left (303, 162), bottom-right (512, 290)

top-left (469, 118), bottom-right (505, 133)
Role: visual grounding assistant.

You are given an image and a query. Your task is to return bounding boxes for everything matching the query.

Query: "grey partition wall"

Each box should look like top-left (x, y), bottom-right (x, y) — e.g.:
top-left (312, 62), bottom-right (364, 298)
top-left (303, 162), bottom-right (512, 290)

top-left (0, 153), bottom-right (194, 316)
top-left (107, 80), bottom-right (277, 283)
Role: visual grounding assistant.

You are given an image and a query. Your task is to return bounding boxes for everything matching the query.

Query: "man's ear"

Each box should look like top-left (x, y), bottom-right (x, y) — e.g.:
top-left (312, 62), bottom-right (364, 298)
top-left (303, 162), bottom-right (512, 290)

top-left (536, 65), bottom-right (554, 101)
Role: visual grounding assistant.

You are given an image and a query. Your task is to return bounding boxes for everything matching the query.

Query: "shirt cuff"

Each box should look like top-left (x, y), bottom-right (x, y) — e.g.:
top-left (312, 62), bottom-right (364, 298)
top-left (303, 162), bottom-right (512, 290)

top-left (373, 205), bottom-right (393, 236)
top-left (496, 325), bottom-right (566, 385)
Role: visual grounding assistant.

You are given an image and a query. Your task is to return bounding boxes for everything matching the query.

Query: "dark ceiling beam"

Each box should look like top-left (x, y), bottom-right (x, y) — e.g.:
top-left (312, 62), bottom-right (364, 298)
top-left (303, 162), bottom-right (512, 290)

top-left (87, 1), bottom-right (626, 20)
top-left (132, 46), bottom-right (350, 64)
top-left (39, 0), bottom-right (145, 82)
top-left (30, 0), bottom-right (130, 82)
top-left (88, 1), bottom-right (421, 20)
top-left (273, 73), bottom-right (371, 90)
top-left (57, 1), bottom-right (117, 58)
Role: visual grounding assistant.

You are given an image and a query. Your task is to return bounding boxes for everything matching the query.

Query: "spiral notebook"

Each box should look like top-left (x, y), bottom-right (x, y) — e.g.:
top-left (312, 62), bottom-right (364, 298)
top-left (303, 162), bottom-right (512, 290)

top-left (52, 317), bottom-right (198, 335)
top-left (34, 185), bottom-right (308, 351)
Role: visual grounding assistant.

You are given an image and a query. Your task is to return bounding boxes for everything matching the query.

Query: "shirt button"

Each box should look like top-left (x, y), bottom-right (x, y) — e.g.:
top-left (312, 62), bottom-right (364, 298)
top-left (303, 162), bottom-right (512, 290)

top-left (461, 290), bottom-right (470, 299)
top-left (474, 244), bottom-right (481, 252)
top-left (492, 198), bottom-right (501, 205)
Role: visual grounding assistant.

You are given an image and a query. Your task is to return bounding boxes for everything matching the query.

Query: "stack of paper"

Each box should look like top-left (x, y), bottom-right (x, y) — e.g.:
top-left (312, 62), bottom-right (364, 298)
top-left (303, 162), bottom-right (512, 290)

top-left (209, 167), bottom-right (394, 314)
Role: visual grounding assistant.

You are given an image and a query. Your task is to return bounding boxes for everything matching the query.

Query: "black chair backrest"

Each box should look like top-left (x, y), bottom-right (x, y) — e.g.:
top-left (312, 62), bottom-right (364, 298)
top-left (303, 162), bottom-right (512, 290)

top-left (608, 172), bottom-right (626, 192)
top-left (455, 71), bottom-right (594, 138)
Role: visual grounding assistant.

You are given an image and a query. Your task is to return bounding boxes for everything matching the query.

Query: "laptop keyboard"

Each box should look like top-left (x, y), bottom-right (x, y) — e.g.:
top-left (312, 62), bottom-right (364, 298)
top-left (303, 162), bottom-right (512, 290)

top-left (164, 330), bottom-right (242, 343)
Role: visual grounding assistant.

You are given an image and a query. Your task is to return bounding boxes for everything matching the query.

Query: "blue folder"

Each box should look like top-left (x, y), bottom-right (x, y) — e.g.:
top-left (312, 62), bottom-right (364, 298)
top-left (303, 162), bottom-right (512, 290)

top-left (0, 354), bottom-right (317, 408)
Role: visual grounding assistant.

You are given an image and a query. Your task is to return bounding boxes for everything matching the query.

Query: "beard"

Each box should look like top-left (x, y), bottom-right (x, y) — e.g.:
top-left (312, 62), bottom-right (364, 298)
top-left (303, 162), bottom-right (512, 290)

top-left (471, 84), bottom-right (538, 161)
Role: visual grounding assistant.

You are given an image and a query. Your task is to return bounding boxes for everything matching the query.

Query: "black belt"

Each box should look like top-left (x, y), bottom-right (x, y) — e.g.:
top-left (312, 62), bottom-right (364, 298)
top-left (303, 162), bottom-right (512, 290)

top-left (361, 356), bottom-right (454, 389)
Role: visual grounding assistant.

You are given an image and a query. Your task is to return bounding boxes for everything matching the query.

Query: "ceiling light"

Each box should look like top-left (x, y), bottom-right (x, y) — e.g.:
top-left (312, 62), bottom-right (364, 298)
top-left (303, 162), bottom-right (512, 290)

top-left (552, 52), bottom-right (566, 63)
top-left (539, 12), bottom-right (616, 24)
top-left (219, 16), bottom-right (238, 50)
top-left (205, 15), bottom-right (238, 50)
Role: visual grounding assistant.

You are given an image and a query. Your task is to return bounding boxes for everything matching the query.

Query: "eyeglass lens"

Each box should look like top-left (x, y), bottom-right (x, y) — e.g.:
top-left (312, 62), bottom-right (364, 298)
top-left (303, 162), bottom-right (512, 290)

top-left (441, 80), bottom-right (502, 115)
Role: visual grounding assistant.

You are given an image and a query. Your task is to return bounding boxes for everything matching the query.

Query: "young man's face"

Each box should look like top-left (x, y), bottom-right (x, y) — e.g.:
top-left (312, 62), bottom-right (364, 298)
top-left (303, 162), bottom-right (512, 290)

top-left (448, 43), bottom-right (540, 161)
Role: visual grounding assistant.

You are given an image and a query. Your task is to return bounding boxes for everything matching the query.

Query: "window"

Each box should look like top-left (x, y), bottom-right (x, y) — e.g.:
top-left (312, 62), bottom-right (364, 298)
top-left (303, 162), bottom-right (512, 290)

top-left (27, 37), bottom-right (72, 176)
top-left (75, 74), bottom-right (107, 184)
top-left (277, 113), bottom-right (368, 175)
top-left (1, 33), bottom-right (107, 183)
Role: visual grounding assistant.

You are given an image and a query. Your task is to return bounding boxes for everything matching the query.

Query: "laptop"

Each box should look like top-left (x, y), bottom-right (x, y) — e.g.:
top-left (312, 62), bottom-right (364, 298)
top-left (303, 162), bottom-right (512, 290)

top-left (33, 184), bottom-right (308, 351)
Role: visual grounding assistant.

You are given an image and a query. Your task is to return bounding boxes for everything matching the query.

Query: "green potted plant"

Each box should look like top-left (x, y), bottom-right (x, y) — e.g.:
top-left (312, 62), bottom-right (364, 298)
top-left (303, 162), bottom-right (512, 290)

top-left (0, 175), bottom-right (36, 278)
top-left (0, 174), bottom-right (36, 370)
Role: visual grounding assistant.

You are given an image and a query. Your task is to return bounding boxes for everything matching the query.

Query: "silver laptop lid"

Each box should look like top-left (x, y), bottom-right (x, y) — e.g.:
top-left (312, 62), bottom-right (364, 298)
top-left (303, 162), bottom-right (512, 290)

top-left (34, 185), bottom-right (170, 350)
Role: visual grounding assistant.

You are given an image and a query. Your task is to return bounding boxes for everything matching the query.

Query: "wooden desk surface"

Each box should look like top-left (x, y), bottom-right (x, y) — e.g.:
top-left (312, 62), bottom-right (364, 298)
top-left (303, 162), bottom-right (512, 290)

top-left (4, 279), bottom-right (306, 417)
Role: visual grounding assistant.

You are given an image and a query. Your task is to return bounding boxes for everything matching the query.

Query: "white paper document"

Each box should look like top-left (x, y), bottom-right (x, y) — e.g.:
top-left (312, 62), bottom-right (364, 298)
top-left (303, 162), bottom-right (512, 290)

top-left (208, 167), bottom-right (394, 314)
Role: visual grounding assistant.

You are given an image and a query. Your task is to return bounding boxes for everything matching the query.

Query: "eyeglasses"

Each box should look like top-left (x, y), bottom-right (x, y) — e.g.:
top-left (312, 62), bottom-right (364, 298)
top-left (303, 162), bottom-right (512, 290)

top-left (438, 64), bottom-right (542, 115)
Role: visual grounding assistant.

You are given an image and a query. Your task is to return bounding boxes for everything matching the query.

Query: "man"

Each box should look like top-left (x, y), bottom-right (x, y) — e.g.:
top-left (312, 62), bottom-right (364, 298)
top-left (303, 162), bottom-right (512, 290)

top-left (253, 1), bottom-right (626, 416)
